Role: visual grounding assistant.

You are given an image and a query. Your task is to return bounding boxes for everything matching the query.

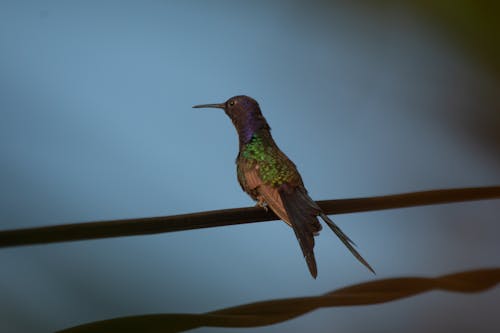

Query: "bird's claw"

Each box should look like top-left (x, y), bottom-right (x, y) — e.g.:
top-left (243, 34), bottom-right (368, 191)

top-left (256, 198), bottom-right (268, 211)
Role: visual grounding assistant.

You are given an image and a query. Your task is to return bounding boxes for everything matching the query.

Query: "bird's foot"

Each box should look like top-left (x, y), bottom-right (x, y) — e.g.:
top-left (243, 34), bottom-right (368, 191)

top-left (256, 198), bottom-right (268, 211)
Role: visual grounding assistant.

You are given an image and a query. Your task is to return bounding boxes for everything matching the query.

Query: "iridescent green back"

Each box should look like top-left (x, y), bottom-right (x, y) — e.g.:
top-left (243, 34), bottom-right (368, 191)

top-left (240, 132), bottom-right (301, 187)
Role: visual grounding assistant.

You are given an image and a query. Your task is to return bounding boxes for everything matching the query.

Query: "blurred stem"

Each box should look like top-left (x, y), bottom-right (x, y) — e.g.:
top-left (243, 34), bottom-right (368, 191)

top-left (0, 186), bottom-right (498, 248)
top-left (57, 268), bottom-right (500, 333)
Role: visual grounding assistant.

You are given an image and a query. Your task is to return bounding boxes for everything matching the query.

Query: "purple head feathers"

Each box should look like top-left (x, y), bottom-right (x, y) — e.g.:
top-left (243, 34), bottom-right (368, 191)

top-left (193, 95), bottom-right (270, 145)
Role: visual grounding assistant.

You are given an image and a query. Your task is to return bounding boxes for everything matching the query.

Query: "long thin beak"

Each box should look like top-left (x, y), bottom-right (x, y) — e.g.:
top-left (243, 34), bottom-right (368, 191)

top-left (192, 103), bottom-right (225, 109)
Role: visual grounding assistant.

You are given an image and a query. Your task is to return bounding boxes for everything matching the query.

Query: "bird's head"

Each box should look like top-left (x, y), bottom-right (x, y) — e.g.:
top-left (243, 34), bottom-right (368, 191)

top-left (193, 95), bottom-right (269, 144)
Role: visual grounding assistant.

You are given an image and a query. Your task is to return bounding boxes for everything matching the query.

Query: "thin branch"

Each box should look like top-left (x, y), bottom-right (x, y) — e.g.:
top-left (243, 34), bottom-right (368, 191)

top-left (0, 186), bottom-right (499, 248)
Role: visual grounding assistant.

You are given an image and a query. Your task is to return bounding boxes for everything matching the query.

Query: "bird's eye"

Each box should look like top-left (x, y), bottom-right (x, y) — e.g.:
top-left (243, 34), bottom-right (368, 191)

top-left (229, 100), bottom-right (235, 106)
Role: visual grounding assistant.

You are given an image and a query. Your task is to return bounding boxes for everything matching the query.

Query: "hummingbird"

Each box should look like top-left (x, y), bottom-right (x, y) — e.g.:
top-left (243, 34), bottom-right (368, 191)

top-left (193, 95), bottom-right (374, 278)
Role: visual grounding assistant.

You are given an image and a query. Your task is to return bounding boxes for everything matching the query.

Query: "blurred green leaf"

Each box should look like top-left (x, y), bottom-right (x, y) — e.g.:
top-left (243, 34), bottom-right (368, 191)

top-left (390, 0), bottom-right (500, 75)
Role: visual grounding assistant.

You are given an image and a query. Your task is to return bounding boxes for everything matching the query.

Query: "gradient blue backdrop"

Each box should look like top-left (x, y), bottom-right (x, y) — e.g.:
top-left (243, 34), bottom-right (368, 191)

top-left (1, 1), bottom-right (499, 332)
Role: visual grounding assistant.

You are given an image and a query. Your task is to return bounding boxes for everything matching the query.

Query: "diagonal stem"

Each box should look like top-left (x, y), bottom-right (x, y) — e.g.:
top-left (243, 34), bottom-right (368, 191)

top-left (56, 268), bottom-right (500, 332)
top-left (0, 186), bottom-right (498, 248)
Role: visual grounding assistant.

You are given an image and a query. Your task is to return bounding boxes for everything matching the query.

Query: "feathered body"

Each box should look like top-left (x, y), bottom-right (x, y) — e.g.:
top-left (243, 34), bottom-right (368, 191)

top-left (193, 95), bottom-right (373, 278)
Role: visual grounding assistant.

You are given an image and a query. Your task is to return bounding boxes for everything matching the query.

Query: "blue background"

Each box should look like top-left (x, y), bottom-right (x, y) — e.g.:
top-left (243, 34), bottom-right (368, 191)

top-left (1, 1), bottom-right (499, 332)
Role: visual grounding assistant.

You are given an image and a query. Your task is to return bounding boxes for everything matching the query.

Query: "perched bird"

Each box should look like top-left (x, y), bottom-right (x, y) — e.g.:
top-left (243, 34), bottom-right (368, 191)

top-left (193, 95), bottom-right (374, 278)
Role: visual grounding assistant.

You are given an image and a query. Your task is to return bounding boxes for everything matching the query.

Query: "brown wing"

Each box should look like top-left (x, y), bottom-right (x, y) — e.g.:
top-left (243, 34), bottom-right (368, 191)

top-left (243, 166), bottom-right (321, 277)
top-left (239, 162), bottom-right (291, 225)
top-left (236, 147), bottom-right (322, 277)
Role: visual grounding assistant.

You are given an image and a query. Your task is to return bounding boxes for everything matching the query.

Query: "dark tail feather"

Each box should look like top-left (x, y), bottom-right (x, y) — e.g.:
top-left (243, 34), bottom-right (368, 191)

top-left (320, 212), bottom-right (375, 274)
top-left (279, 188), bottom-right (321, 278)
